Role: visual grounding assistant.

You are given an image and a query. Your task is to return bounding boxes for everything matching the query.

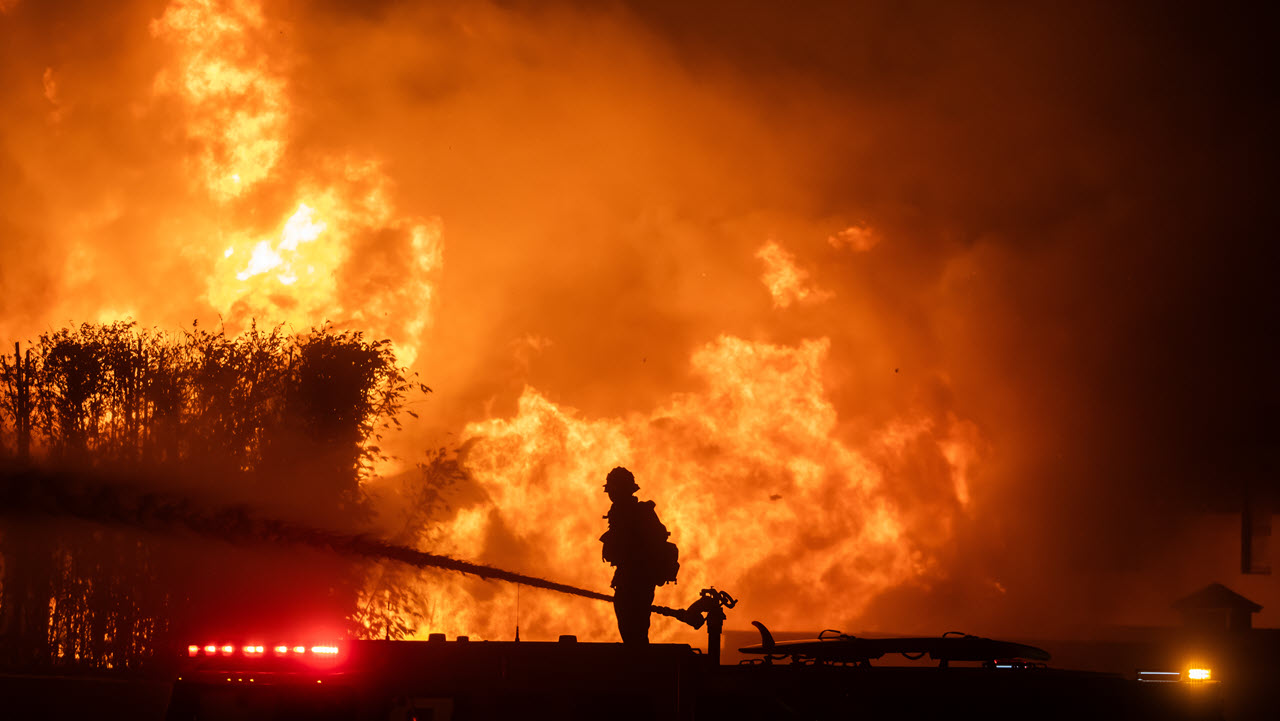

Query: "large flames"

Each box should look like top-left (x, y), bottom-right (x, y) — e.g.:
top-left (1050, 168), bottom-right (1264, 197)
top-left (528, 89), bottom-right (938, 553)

top-left (4, 0), bottom-right (989, 642)
top-left (421, 335), bottom-right (976, 642)
top-left (151, 0), bottom-right (287, 201)
top-left (153, 0), bottom-right (441, 367)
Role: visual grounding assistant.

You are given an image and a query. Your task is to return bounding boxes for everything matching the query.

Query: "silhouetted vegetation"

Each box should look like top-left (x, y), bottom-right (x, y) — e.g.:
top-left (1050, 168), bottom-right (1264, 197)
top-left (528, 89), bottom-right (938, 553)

top-left (351, 446), bottom-right (466, 641)
top-left (0, 321), bottom-right (425, 672)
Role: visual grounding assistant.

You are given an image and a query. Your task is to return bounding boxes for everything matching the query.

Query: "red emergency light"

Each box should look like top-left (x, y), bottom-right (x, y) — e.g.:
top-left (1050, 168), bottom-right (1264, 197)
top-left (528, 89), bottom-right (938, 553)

top-left (185, 641), bottom-right (344, 659)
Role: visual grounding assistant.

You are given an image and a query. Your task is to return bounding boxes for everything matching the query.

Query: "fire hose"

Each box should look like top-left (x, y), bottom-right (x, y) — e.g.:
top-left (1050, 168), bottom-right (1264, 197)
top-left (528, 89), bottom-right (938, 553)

top-left (0, 465), bottom-right (729, 637)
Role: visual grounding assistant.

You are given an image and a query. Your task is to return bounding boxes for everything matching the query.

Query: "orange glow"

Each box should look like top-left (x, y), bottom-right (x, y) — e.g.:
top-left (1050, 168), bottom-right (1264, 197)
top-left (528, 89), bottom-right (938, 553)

top-left (827, 224), bottom-right (879, 253)
top-left (187, 645), bottom-right (199, 656)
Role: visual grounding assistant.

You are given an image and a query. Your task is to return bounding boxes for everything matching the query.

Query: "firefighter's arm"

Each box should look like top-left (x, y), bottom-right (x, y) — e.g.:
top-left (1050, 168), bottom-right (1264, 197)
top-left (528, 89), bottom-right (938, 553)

top-left (600, 529), bottom-right (615, 563)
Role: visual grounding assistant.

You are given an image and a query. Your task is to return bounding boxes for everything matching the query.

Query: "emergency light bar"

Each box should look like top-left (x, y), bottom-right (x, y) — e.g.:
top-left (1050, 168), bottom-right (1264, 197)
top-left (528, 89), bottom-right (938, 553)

top-left (185, 642), bottom-right (343, 658)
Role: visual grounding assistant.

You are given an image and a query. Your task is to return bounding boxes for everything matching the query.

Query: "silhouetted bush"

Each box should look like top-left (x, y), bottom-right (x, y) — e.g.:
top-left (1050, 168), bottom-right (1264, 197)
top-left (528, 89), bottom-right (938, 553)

top-left (0, 321), bottom-right (424, 672)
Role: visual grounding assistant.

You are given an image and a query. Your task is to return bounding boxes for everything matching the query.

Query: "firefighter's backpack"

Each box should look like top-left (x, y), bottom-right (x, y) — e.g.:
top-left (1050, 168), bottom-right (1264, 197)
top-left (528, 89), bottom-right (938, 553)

top-left (654, 540), bottom-right (679, 586)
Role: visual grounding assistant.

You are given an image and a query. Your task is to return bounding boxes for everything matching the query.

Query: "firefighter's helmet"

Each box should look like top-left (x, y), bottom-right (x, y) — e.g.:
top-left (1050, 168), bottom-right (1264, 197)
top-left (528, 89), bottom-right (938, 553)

top-left (604, 466), bottom-right (639, 494)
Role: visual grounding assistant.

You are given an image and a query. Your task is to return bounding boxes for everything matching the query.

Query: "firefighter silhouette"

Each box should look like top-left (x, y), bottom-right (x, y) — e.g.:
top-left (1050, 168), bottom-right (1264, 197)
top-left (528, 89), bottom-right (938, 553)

top-left (600, 466), bottom-right (678, 644)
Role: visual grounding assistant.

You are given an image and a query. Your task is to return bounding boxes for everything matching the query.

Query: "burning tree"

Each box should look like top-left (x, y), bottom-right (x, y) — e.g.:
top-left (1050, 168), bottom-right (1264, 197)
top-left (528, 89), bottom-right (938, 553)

top-left (0, 321), bottom-right (424, 671)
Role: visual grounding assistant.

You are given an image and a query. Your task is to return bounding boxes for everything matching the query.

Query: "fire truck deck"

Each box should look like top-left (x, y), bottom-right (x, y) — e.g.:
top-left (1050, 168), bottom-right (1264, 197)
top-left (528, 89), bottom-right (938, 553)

top-left (164, 637), bottom-right (1224, 721)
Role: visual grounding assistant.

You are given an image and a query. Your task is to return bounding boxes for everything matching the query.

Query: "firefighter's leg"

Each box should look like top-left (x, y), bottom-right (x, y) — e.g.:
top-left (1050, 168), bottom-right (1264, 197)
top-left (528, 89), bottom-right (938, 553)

top-left (614, 584), bottom-right (656, 643)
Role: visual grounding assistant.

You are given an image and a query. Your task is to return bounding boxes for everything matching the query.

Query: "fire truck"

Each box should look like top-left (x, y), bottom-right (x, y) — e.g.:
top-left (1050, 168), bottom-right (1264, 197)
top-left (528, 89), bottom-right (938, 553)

top-left (165, 588), bottom-right (1224, 721)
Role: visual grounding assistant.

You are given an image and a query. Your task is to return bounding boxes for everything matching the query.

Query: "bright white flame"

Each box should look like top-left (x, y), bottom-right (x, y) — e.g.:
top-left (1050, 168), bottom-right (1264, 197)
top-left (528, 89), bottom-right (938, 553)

top-left (279, 204), bottom-right (326, 250)
top-left (235, 204), bottom-right (327, 281)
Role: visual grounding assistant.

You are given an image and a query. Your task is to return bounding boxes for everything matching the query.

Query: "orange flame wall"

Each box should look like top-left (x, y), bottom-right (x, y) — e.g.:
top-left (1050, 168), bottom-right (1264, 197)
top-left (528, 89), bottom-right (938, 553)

top-left (438, 337), bottom-right (976, 642)
top-left (2, 1), bottom-right (1275, 638)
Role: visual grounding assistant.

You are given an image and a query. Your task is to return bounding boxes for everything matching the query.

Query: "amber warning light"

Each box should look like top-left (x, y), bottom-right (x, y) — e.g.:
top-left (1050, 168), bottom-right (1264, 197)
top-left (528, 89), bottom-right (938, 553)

top-left (1136, 668), bottom-right (1215, 684)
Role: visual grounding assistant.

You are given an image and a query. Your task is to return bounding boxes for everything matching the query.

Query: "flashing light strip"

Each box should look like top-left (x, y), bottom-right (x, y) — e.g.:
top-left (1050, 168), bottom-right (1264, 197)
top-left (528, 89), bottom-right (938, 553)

top-left (188, 642), bottom-right (342, 657)
top-left (1187, 668), bottom-right (1211, 681)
